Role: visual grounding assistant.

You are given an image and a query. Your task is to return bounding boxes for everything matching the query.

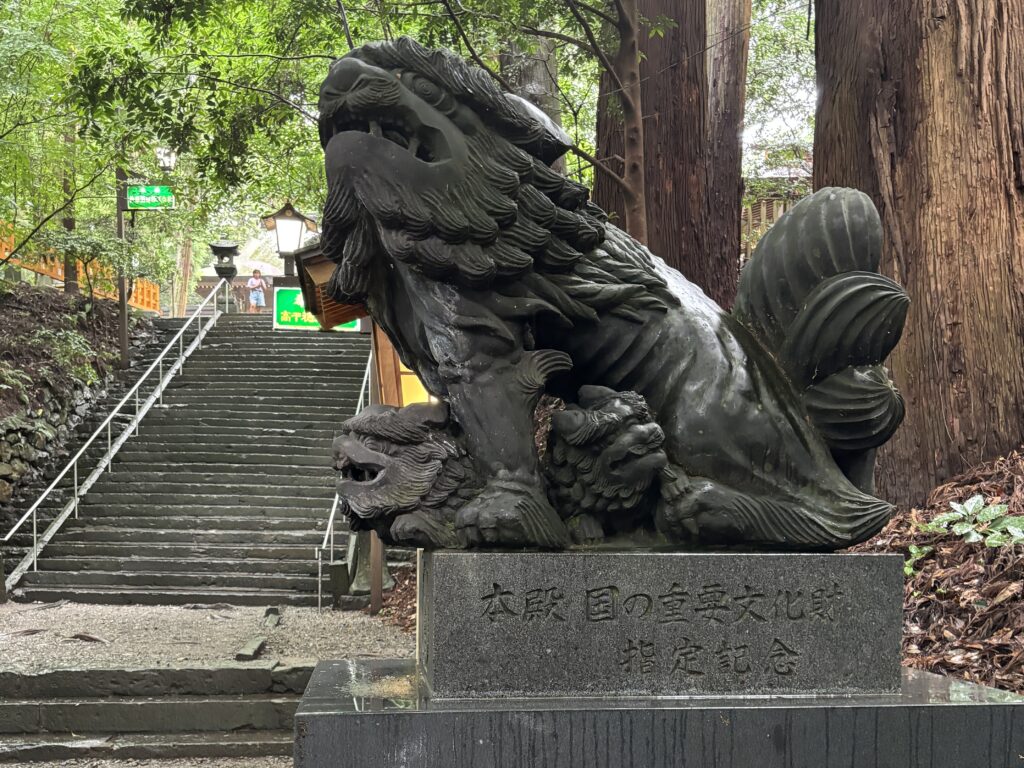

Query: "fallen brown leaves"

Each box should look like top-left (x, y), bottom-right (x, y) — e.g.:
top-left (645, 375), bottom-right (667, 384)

top-left (855, 450), bottom-right (1024, 694)
top-left (375, 568), bottom-right (417, 633)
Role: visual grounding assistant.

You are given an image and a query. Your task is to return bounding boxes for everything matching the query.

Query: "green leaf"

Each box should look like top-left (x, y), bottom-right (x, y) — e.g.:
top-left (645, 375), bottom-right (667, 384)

top-left (951, 521), bottom-right (976, 536)
top-left (989, 515), bottom-right (1024, 532)
top-left (985, 533), bottom-right (1009, 548)
top-left (976, 504), bottom-right (1008, 523)
top-left (963, 495), bottom-right (986, 515)
top-left (928, 511), bottom-right (965, 528)
top-left (962, 529), bottom-right (984, 544)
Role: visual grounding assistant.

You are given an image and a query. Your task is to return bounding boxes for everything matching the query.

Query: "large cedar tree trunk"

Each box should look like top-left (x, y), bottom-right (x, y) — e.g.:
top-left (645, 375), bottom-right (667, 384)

top-left (594, 0), bottom-right (750, 307)
top-left (815, 0), bottom-right (1024, 505)
top-left (500, 39), bottom-right (565, 172)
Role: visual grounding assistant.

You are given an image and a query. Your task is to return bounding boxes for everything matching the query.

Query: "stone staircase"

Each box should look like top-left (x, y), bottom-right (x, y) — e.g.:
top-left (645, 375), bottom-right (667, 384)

top-left (0, 663), bottom-right (306, 762)
top-left (6, 314), bottom-right (372, 607)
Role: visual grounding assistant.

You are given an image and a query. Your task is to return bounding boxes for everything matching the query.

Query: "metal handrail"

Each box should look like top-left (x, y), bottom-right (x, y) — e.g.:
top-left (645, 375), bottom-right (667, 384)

top-left (317, 348), bottom-right (373, 611)
top-left (2, 279), bottom-right (230, 592)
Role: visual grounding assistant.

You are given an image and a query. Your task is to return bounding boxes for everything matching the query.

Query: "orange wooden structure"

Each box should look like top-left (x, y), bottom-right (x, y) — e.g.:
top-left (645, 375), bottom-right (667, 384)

top-left (294, 243), bottom-right (430, 408)
top-left (1, 234), bottom-right (161, 314)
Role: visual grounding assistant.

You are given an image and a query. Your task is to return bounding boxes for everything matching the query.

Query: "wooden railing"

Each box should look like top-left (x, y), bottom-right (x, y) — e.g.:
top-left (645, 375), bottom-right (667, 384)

top-left (1, 235), bottom-right (161, 314)
top-left (740, 198), bottom-right (793, 266)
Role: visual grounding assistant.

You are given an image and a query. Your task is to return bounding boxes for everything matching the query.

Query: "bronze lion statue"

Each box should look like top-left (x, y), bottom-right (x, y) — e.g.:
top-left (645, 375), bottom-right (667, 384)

top-left (319, 38), bottom-right (908, 551)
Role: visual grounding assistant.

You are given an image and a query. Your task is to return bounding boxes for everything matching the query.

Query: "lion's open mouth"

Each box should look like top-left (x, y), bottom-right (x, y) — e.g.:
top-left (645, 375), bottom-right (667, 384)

top-left (326, 109), bottom-right (446, 163)
top-left (336, 454), bottom-right (382, 483)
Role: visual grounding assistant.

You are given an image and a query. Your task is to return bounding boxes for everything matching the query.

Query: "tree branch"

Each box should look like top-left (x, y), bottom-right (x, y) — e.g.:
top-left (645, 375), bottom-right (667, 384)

top-left (335, 0), bottom-right (356, 50)
top-left (519, 25), bottom-right (597, 56)
top-left (568, 145), bottom-right (632, 194)
top-left (0, 161), bottom-right (113, 267)
top-left (440, 0), bottom-right (513, 91)
top-left (0, 111), bottom-right (74, 142)
top-left (151, 72), bottom-right (317, 119)
top-left (565, 0), bottom-right (627, 96)
top-left (575, 0), bottom-right (617, 26)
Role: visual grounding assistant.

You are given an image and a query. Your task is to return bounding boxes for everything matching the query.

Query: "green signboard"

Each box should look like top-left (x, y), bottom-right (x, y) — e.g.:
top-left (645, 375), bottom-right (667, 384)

top-left (126, 185), bottom-right (175, 210)
top-left (273, 286), bottom-right (359, 331)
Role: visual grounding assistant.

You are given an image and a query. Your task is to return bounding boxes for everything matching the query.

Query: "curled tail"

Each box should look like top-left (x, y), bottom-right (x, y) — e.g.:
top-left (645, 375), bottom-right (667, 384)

top-left (733, 188), bottom-right (909, 494)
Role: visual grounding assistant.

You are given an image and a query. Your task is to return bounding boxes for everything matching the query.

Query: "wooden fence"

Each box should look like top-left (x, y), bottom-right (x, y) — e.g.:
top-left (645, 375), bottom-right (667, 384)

top-left (740, 198), bottom-right (793, 266)
top-left (0, 234), bottom-right (161, 314)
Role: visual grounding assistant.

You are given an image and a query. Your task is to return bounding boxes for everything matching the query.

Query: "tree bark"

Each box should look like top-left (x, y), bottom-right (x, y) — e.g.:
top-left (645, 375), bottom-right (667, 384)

top-left (500, 38), bottom-right (565, 172)
top-left (704, 0), bottom-right (752, 308)
top-left (815, 0), bottom-right (1024, 506)
top-left (594, 0), bottom-right (749, 307)
top-left (613, 0), bottom-right (648, 243)
top-left (62, 132), bottom-right (78, 294)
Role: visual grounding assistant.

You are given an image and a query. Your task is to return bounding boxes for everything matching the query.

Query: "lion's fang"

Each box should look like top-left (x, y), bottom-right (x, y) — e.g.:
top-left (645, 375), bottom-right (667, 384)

top-left (369, 120), bottom-right (382, 137)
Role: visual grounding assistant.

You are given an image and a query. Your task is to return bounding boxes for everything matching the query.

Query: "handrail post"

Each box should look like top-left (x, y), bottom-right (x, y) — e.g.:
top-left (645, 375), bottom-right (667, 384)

top-left (158, 359), bottom-right (163, 405)
top-left (2, 280), bottom-right (226, 588)
top-left (317, 550), bottom-right (323, 613)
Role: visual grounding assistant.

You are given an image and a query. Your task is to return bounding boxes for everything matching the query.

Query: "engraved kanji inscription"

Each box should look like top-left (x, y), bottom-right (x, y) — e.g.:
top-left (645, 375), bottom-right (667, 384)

top-left (620, 639), bottom-right (656, 674)
top-left (523, 587), bottom-right (566, 622)
top-left (767, 639), bottom-right (801, 675)
top-left (585, 586), bottom-right (618, 622)
top-left (480, 582), bottom-right (519, 622)
top-left (671, 639), bottom-right (705, 675)
top-left (657, 583), bottom-right (691, 623)
top-left (695, 583), bottom-right (732, 623)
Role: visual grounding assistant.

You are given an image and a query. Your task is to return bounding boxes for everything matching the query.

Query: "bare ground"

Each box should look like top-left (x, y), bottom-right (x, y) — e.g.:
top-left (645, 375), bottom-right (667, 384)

top-left (0, 601), bottom-right (414, 673)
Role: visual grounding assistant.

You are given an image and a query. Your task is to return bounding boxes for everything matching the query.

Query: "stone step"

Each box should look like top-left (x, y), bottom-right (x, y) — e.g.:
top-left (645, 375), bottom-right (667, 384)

top-left (108, 451), bottom-right (334, 466)
top-left (134, 416), bottom-right (345, 432)
top-left (106, 436), bottom-right (333, 450)
top-left (167, 383), bottom-right (364, 396)
top-left (57, 491), bottom-right (332, 506)
top-left (41, 541), bottom-right (325, 560)
top-left (21, 569), bottom-right (320, 591)
top-left (124, 425), bottom-right (337, 441)
top-left (0, 663), bottom-right (313, 698)
top-left (85, 470), bottom-right (333, 487)
top-left (0, 730), bottom-right (293, 762)
top-left (34, 556), bottom-right (324, 574)
top-left (32, 554), bottom-right (411, 574)
top-left (195, 345), bottom-right (368, 355)
top-left (14, 585), bottom-right (358, 607)
top-left (72, 504), bottom-right (336, 519)
top-left (49, 527), bottom-right (325, 545)
top-left (143, 398), bottom-right (358, 412)
top-left (0, 694), bottom-right (297, 734)
top-left (64, 515), bottom-right (325, 531)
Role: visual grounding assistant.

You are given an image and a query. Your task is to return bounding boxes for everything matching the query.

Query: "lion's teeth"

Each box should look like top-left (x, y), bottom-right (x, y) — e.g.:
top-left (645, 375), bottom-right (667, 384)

top-left (369, 120), bottom-right (382, 137)
top-left (407, 136), bottom-right (421, 154)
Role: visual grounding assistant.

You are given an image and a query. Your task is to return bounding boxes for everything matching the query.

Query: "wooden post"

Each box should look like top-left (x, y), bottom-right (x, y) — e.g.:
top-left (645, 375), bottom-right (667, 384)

top-left (369, 531), bottom-right (384, 615)
top-left (0, 552), bottom-right (7, 604)
top-left (115, 166), bottom-right (129, 369)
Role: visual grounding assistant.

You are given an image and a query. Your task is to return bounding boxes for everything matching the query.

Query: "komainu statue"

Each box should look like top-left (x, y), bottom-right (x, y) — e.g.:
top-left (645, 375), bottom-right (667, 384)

top-left (319, 38), bottom-right (909, 551)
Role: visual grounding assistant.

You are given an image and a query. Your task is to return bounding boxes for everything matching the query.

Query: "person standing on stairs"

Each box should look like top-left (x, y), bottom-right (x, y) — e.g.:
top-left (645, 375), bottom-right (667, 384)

top-left (246, 269), bottom-right (269, 315)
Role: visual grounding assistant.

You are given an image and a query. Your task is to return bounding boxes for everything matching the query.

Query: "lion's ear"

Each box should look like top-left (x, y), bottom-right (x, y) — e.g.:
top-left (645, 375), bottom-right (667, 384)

top-left (504, 93), bottom-right (572, 166)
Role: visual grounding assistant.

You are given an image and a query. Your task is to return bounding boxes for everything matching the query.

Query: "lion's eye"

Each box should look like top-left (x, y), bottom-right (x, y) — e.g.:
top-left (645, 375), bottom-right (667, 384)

top-left (404, 74), bottom-right (454, 112)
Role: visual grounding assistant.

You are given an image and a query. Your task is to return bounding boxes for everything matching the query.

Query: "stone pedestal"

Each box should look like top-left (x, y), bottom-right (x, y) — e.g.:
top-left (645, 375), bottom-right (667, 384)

top-left (419, 551), bottom-right (901, 697)
top-left (293, 551), bottom-right (1024, 768)
top-left (293, 660), bottom-right (1024, 768)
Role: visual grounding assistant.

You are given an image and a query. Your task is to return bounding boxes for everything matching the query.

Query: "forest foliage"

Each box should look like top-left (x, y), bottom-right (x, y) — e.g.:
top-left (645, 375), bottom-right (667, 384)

top-left (0, 0), bottom-right (815, 290)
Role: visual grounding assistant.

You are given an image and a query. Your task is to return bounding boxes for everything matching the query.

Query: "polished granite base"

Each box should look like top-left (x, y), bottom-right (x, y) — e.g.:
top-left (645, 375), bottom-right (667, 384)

top-left (293, 659), bottom-right (1024, 768)
top-left (419, 551), bottom-right (902, 697)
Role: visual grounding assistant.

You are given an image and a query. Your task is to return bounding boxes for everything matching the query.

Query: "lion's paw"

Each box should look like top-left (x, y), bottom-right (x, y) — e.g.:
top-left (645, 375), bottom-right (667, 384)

top-left (456, 472), bottom-right (570, 549)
